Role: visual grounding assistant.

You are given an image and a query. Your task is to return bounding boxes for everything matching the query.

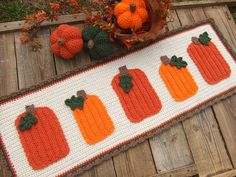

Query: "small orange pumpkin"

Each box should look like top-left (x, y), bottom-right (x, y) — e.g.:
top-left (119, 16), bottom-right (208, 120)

top-left (114, 0), bottom-right (148, 30)
top-left (50, 24), bottom-right (83, 59)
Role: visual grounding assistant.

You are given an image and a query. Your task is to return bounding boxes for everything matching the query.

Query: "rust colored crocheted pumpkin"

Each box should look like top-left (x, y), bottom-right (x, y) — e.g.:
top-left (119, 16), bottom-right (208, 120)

top-left (114, 0), bottom-right (148, 30)
top-left (112, 66), bottom-right (162, 123)
top-left (15, 105), bottom-right (69, 170)
top-left (50, 24), bottom-right (83, 59)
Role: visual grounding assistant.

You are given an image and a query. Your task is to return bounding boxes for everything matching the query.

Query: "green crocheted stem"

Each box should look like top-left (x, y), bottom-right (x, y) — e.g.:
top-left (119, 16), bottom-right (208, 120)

top-left (198, 32), bottom-right (211, 45)
top-left (170, 55), bottom-right (188, 69)
top-left (119, 74), bottom-right (133, 93)
top-left (65, 95), bottom-right (85, 110)
top-left (19, 112), bottom-right (38, 131)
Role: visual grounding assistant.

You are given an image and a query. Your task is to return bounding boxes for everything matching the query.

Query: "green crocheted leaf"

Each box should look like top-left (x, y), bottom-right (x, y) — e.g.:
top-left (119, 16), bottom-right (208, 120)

top-left (170, 55), bottom-right (188, 69)
top-left (65, 95), bottom-right (85, 110)
top-left (19, 112), bottom-right (38, 131)
top-left (119, 74), bottom-right (133, 93)
top-left (198, 32), bottom-right (211, 45)
top-left (82, 25), bottom-right (101, 42)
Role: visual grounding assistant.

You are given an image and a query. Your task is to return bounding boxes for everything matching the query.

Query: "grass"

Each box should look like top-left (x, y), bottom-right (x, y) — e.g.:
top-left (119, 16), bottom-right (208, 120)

top-left (0, 1), bottom-right (34, 22)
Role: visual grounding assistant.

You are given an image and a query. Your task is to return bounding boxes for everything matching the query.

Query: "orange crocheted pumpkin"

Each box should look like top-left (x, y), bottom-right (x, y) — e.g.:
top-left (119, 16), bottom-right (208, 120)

top-left (50, 24), bottom-right (83, 59)
top-left (114, 0), bottom-right (148, 30)
top-left (65, 90), bottom-right (114, 144)
top-left (159, 56), bottom-right (198, 101)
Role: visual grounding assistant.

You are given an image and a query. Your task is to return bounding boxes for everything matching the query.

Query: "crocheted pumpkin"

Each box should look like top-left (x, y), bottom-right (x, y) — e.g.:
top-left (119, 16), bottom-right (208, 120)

top-left (15, 105), bottom-right (69, 170)
top-left (82, 25), bottom-right (112, 60)
top-left (114, 0), bottom-right (148, 30)
top-left (65, 90), bottom-right (114, 144)
top-left (159, 56), bottom-right (198, 101)
top-left (50, 24), bottom-right (83, 59)
top-left (187, 32), bottom-right (231, 84)
top-left (112, 66), bottom-right (162, 123)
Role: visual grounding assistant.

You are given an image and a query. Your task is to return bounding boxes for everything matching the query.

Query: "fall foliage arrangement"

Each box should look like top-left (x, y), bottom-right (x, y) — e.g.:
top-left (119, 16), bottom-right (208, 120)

top-left (20, 0), bottom-right (172, 59)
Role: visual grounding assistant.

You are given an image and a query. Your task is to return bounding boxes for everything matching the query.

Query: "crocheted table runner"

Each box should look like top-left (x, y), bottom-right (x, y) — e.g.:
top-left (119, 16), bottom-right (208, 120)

top-left (1, 19), bottom-right (236, 177)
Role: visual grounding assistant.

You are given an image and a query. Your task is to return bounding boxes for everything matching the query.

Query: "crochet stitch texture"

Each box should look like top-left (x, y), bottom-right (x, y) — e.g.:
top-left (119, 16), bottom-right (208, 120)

top-left (159, 56), bottom-right (198, 101)
top-left (66, 95), bottom-right (115, 144)
top-left (112, 68), bottom-right (162, 123)
top-left (50, 24), bottom-right (83, 59)
top-left (15, 107), bottom-right (69, 170)
top-left (188, 33), bottom-right (231, 84)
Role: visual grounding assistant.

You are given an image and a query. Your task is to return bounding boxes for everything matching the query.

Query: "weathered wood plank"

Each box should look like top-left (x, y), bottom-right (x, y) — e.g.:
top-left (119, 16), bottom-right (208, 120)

top-left (0, 13), bottom-right (87, 33)
top-left (213, 98), bottom-right (236, 168)
top-left (79, 159), bottom-right (117, 177)
top-left (182, 108), bottom-right (233, 177)
top-left (204, 6), bottom-right (236, 50)
top-left (113, 141), bottom-right (156, 177)
top-left (204, 5), bottom-right (236, 168)
top-left (0, 33), bottom-right (18, 96)
top-left (92, 159), bottom-right (117, 177)
top-left (173, 0), bottom-right (236, 9)
top-left (0, 32), bottom-right (18, 177)
top-left (149, 124), bottom-right (193, 173)
top-left (212, 169), bottom-right (236, 177)
top-left (176, 7), bottom-right (233, 177)
top-left (149, 164), bottom-right (198, 177)
top-left (15, 29), bottom-right (56, 88)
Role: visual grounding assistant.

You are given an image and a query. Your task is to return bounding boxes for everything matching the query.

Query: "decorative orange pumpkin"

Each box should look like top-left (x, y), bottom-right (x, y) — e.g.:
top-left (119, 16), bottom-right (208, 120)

top-left (15, 105), bottom-right (69, 170)
top-left (114, 0), bottom-right (148, 30)
top-left (50, 24), bottom-right (83, 59)
top-left (65, 90), bottom-right (114, 144)
top-left (112, 66), bottom-right (162, 123)
top-left (187, 32), bottom-right (231, 84)
top-left (159, 56), bottom-right (198, 101)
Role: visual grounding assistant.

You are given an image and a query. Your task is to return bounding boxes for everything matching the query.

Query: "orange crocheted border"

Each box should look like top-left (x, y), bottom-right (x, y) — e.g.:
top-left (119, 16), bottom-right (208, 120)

top-left (15, 107), bottom-right (69, 170)
top-left (159, 64), bottom-right (198, 101)
top-left (71, 95), bottom-right (114, 144)
top-left (112, 68), bottom-right (162, 123)
top-left (187, 41), bottom-right (231, 84)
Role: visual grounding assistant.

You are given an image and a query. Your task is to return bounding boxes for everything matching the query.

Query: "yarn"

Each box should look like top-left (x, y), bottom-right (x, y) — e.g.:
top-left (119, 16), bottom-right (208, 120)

top-left (118, 66), bottom-right (133, 93)
top-left (66, 94), bottom-right (114, 144)
top-left (82, 25), bottom-right (112, 60)
top-left (170, 55), bottom-right (188, 69)
top-left (65, 96), bottom-right (85, 110)
top-left (50, 24), bottom-right (83, 59)
top-left (15, 106), bottom-right (69, 170)
top-left (188, 32), bottom-right (231, 84)
top-left (198, 32), bottom-right (211, 45)
top-left (114, 0), bottom-right (148, 30)
top-left (112, 68), bottom-right (162, 123)
top-left (159, 56), bottom-right (198, 101)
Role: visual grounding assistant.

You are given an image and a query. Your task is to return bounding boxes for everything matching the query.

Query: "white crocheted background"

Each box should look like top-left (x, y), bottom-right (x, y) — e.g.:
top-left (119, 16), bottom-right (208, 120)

top-left (0, 23), bottom-right (236, 177)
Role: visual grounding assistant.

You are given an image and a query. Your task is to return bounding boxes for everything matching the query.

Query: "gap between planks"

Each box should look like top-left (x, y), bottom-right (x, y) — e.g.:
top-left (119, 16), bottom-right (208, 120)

top-left (149, 164), bottom-right (198, 177)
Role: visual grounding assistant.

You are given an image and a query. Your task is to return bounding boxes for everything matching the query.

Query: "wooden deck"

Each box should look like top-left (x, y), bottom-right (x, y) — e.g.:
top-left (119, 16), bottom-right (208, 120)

top-left (0, 4), bottom-right (236, 177)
